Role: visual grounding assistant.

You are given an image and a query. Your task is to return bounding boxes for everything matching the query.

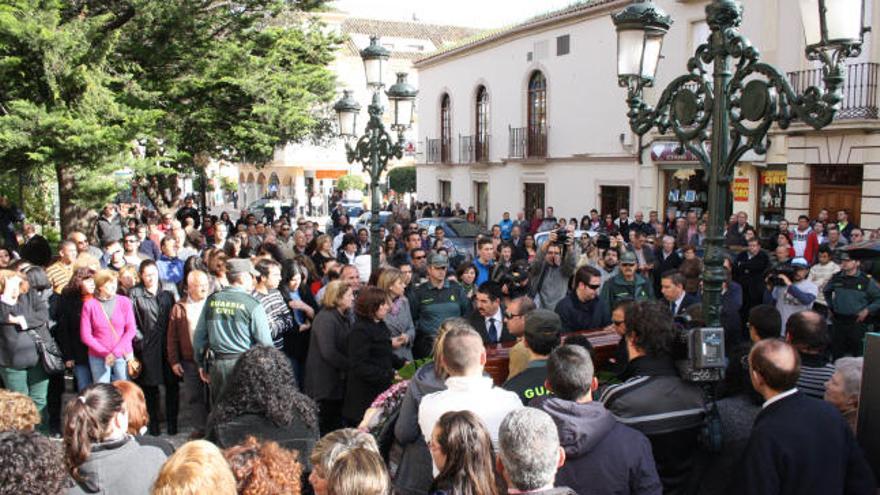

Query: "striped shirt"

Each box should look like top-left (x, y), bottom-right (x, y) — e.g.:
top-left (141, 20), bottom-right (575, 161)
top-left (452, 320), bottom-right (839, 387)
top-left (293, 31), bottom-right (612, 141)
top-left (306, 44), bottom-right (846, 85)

top-left (797, 353), bottom-right (835, 400)
top-left (253, 289), bottom-right (295, 350)
top-left (45, 261), bottom-right (73, 294)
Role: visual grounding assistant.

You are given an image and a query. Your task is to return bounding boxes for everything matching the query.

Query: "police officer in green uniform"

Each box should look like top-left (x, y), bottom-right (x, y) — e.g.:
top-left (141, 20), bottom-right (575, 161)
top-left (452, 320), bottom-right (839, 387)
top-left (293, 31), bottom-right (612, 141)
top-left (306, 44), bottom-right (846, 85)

top-left (599, 251), bottom-right (654, 309)
top-left (194, 259), bottom-right (272, 403)
top-left (824, 250), bottom-right (880, 358)
top-left (409, 253), bottom-right (471, 359)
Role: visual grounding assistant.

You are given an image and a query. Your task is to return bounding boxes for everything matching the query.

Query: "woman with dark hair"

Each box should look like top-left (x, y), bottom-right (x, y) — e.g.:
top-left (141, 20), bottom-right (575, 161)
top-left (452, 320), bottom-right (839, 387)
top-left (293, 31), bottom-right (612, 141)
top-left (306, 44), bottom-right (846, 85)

top-left (57, 268), bottom-right (97, 392)
top-left (0, 429), bottom-right (70, 495)
top-left (428, 411), bottom-right (499, 495)
top-left (343, 286), bottom-right (401, 426)
top-left (455, 262), bottom-right (477, 300)
top-left (128, 259), bottom-right (178, 436)
top-left (63, 383), bottom-right (167, 494)
top-left (383, 236), bottom-right (398, 259)
top-left (206, 346), bottom-right (319, 470)
top-left (0, 246), bottom-right (14, 268)
top-left (523, 234), bottom-right (537, 264)
top-left (281, 259), bottom-right (318, 389)
top-left (336, 234), bottom-right (359, 265)
top-left (220, 211), bottom-right (236, 234)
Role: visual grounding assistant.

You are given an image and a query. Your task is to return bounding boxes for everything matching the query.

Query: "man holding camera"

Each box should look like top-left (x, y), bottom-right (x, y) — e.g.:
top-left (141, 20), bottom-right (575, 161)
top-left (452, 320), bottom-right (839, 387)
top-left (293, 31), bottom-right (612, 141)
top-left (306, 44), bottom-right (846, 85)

top-left (529, 230), bottom-right (576, 310)
top-left (766, 258), bottom-right (818, 332)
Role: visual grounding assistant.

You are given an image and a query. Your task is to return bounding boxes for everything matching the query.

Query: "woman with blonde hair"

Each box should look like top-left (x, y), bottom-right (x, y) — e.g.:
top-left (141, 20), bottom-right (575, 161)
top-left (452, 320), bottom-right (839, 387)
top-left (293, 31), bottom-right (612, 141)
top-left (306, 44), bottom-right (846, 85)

top-left (224, 436), bottom-right (303, 495)
top-left (311, 234), bottom-right (335, 277)
top-left (309, 428), bottom-right (380, 495)
top-left (328, 447), bottom-right (390, 495)
top-left (305, 280), bottom-right (354, 434)
top-left (378, 267), bottom-right (415, 362)
top-left (392, 317), bottom-right (465, 495)
top-left (116, 264), bottom-right (140, 294)
top-left (0, 389), bottom-right (41, 431)
top-left (151, 440), bottom-right (236, 495)
top-left (80, 269), bottom-right (137, 383)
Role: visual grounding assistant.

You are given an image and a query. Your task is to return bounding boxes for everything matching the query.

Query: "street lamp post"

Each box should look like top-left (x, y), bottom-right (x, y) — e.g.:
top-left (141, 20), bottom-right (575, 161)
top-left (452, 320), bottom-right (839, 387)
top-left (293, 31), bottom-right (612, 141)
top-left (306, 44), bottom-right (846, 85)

top-left (612, 0), bottom-right (865, 329)
top-left (334, 36), bottom-right (418, 272)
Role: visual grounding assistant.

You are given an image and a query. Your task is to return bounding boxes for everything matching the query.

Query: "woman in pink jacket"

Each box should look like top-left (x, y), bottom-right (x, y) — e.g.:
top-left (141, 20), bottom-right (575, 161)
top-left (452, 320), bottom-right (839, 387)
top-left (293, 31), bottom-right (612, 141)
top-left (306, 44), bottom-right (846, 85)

top-left (80, 269), bottom-right (138, 383)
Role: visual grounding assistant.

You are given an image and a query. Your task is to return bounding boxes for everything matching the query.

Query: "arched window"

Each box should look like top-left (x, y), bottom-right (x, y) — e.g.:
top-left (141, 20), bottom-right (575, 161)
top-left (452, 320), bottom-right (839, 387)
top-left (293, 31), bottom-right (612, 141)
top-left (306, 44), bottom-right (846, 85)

top-left (527, 71), bottom-right (547, 157)
top-left (440, 94), bottom-right (451, 163)
top-left (475, 86), bottom-right (489, 162)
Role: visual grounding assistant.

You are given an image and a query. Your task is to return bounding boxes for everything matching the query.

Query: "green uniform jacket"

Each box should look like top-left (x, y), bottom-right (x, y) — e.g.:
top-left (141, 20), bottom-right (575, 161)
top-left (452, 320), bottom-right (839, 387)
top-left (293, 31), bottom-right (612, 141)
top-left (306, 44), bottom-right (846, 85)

top-left (409, 279), bottom-right (470, 337)
top-left (824, 271), bottom-right (880, 317)
top-left (599, 272), bottom-right (654, 309)
top-left (193, 286), bottom-right (272, 368)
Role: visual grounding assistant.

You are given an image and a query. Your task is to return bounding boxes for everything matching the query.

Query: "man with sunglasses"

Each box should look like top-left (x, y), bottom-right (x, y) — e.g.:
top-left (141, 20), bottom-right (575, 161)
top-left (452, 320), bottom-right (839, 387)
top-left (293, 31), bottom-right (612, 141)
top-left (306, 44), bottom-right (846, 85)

top-left (599, 251), bottom-right (654, 310)
top-left (554, 266), bottom-right (610, 333)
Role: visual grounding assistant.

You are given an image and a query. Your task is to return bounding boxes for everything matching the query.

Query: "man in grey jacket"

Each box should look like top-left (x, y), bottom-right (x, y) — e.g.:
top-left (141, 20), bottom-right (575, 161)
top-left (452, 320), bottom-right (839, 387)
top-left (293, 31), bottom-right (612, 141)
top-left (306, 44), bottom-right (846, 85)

top-left (529, 231), bottom-right (577, 310)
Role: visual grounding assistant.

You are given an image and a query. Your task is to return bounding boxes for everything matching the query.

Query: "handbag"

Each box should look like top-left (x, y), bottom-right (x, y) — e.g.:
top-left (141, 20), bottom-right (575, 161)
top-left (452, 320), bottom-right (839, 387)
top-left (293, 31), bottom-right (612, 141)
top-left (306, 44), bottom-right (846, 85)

top-left (100, 302), bottom-right (143, 379)
top-left (26, 325), bottom-right (65, 375)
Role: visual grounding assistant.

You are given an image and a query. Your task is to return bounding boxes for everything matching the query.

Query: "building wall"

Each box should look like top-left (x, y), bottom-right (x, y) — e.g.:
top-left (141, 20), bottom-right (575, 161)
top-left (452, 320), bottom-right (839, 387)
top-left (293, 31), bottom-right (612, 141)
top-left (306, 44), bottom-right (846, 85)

top-left (415, 0), bottom-right (880, 229)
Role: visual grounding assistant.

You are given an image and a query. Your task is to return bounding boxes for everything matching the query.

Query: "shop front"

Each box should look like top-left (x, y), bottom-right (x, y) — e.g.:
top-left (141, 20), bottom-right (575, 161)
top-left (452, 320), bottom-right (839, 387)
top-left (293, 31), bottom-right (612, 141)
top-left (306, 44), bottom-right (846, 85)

top-left (652, 143), bottom-right (708, 219)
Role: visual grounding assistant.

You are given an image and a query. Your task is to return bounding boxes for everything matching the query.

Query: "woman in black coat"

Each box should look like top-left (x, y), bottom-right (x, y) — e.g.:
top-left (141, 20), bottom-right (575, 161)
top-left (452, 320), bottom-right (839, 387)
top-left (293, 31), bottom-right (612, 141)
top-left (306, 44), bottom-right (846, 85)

top-left (342, 286), bottom-right (403, 425)
top-left (56, 268), bottom-right (97, 391)
top-left (127, 260), bottom-right (177, 435)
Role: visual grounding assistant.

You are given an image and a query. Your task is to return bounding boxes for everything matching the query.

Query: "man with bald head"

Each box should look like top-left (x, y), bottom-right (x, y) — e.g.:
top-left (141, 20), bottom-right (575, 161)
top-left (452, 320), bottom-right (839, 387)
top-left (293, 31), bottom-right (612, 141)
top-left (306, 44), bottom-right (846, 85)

top-left (737, 339), bottom-right (875, 494)
top-left (167, 269), bottom-right (211, 436)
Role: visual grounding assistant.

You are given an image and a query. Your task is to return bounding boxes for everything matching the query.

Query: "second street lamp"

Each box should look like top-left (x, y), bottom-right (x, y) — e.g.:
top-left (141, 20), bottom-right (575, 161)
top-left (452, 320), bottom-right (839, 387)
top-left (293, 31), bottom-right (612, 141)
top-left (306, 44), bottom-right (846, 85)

top-left (334, 36), bottom-right (418, 273)
top-left (612, 0), bottom-right (865, 332)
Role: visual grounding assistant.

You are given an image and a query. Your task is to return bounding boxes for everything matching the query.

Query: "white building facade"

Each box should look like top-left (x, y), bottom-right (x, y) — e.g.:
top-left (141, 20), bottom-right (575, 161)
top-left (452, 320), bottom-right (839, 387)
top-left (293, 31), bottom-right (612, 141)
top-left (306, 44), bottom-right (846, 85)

top-left (414, 0), bottom-right (880, 232)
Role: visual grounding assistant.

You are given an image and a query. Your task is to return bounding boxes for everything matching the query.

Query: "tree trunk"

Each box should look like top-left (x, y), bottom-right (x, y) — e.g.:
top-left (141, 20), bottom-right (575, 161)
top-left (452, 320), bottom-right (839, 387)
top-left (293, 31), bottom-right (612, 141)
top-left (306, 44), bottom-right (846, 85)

top-left (56, 163), bottom-right (97, 239)
top-left (140, 173), bottom-right (182, 216)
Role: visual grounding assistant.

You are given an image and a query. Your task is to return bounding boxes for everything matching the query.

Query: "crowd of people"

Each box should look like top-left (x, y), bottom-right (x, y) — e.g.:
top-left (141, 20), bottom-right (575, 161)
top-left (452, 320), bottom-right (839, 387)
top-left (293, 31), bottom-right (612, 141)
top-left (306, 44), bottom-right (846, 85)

top-left (0, 194), bottom-right (876, 494)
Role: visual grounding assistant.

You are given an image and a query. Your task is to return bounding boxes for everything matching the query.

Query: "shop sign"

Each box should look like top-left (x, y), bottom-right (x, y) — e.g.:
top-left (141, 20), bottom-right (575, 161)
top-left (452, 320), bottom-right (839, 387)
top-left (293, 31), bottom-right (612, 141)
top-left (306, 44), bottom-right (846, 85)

top-left (732, 177), bottom-right (749, 202)
top-left (762, 170), bottom-right (787, 185)
top-left (651, 142), bottom-right (701, 162)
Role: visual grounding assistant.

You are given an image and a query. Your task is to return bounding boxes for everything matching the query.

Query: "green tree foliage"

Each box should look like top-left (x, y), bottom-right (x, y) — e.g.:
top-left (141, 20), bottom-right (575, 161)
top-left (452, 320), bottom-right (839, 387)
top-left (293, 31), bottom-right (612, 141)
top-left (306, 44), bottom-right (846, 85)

top-left (336, 174), bottom-right (365, 192)
top-left (388, 166), bottom-right (416, 194)
top-left (0, 0), bottom-right (337, 234)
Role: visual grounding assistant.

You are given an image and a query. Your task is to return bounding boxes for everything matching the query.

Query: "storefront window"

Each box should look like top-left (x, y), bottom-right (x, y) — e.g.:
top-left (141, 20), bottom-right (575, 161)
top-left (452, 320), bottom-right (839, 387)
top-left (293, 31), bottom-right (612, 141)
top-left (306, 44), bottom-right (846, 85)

top-left (664, 169), bottom-right (708, 217)
top-left (758, 168), bottom-right (787, 236)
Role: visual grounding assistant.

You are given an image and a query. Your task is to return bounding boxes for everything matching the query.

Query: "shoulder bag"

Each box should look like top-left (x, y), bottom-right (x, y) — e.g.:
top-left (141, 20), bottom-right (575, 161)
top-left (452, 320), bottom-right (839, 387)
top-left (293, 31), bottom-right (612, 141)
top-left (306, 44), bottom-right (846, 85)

top-left (26, 324), bottom-right (65, 375)
top-left (100, 303), bottom-right (142, 379)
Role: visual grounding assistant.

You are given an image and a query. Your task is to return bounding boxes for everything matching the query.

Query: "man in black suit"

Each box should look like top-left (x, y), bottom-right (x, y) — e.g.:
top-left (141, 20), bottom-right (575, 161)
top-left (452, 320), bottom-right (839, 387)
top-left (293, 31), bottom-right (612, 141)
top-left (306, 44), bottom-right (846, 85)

top-left (660, 271), bottom-right (699, 317)
top-left (468, 281), bottom-right (515, 345)
top-left (736, 339), bottom-right (876, 494)
top-left (734, 237), bottom-right (771, 335)
top-left (653, 235), bottom-right (682, 297)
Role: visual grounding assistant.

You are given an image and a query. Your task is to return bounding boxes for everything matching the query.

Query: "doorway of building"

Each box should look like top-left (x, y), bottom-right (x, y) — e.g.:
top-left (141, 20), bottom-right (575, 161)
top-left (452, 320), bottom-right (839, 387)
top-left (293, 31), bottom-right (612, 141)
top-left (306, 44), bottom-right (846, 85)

top-left (600, 186), bottom-right (630, 217)
top-left (810, 165), bottom-right (862, 225)
top-left (474, 182), bottom-right (489, 227)
top-left (524, 183), bottom-right (545, 221)
top-left (439, 180), bottom-right (452, 207)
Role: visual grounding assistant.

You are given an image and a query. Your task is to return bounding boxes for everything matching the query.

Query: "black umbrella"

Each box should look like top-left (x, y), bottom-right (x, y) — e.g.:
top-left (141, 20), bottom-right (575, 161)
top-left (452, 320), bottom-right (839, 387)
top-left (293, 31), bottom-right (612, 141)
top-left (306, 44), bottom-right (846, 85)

top-left (842, 240), bottom-right (880, 260)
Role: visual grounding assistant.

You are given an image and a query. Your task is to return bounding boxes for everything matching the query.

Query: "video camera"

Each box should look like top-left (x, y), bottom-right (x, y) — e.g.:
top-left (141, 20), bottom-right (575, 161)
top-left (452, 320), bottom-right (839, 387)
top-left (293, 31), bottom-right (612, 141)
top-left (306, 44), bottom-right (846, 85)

top-left (766, 264), bottom-right (797, 287)
top-left (500, 260), bottom-right (530, 299)
top-left (672, 313), bottom-right (725, 383)
top-left (553, 228), bottom-right (569, 245)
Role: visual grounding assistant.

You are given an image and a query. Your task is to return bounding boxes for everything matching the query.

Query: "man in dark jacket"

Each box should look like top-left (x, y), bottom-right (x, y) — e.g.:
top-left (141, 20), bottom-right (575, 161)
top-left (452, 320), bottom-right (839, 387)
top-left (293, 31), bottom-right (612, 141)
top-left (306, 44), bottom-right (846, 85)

top-left (176, 196), bottom-right (201, 230)
top-left (735, 339), bottom-right (875, 494)
top-left (0, 196), bottom-right (24, 250)
top-left (467, 281), bottom-right (514, 345)
top-left (503, 309), bottom-right (561, 405)
top-left (599, 252), bottom-right (653, 309)
top-left (659, 271), bottom-right (700, 317)
top-left (734, 237), bottom-right (771, 328)
top-left (652, 236), bottom-right (682, 296)
top-left (95, 204), bottom-right (124, 246)
top-left (554, 265), bottom-right (611, 332)
top-left (536, 344), bottom-right (662, 495)
top-left (598, 300), bottom-right (705, 495)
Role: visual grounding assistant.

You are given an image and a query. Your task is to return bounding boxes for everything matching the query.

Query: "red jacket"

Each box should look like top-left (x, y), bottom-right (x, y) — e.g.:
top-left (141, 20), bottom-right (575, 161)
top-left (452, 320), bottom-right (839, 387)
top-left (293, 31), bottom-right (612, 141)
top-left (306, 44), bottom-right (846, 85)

top-left (792, 228), bottom-right (819, 264)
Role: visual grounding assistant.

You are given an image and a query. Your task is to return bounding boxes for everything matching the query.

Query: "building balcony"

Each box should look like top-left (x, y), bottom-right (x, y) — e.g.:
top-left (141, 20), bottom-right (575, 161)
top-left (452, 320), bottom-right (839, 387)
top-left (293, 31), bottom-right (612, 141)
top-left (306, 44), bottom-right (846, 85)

top-left (509, 126), bottom-right (547, 159)
top-left (425, 137), bottom-right (452, 164)
top-left (459, 134), bottom-right (491, 163)
top-left (787, 62), bottom-right (878, 120)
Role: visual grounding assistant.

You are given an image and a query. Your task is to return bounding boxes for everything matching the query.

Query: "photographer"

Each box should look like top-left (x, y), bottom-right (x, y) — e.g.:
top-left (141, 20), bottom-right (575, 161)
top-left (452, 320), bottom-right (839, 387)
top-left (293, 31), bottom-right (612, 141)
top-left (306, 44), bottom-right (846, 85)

top-left (766, 258), bottom-right (817, 331)
top-left (528, 230), bottom-right (576, 310)
top-left (598, 300), bottom-right (705, 495)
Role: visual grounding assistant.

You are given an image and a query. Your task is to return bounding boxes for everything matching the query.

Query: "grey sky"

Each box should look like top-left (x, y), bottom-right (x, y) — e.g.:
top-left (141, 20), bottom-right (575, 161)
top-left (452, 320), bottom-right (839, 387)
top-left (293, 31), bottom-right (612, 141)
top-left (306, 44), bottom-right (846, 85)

top-left (330, 0), bottom-right (581, 29)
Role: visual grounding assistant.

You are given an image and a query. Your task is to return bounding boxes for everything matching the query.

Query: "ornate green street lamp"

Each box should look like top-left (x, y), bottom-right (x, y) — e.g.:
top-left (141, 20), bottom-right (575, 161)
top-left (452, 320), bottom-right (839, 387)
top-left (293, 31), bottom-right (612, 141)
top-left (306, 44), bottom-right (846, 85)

top-left (334, 36), bottom-right (418, 271)
top-left (612, 0), bottom-right (865, 329)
